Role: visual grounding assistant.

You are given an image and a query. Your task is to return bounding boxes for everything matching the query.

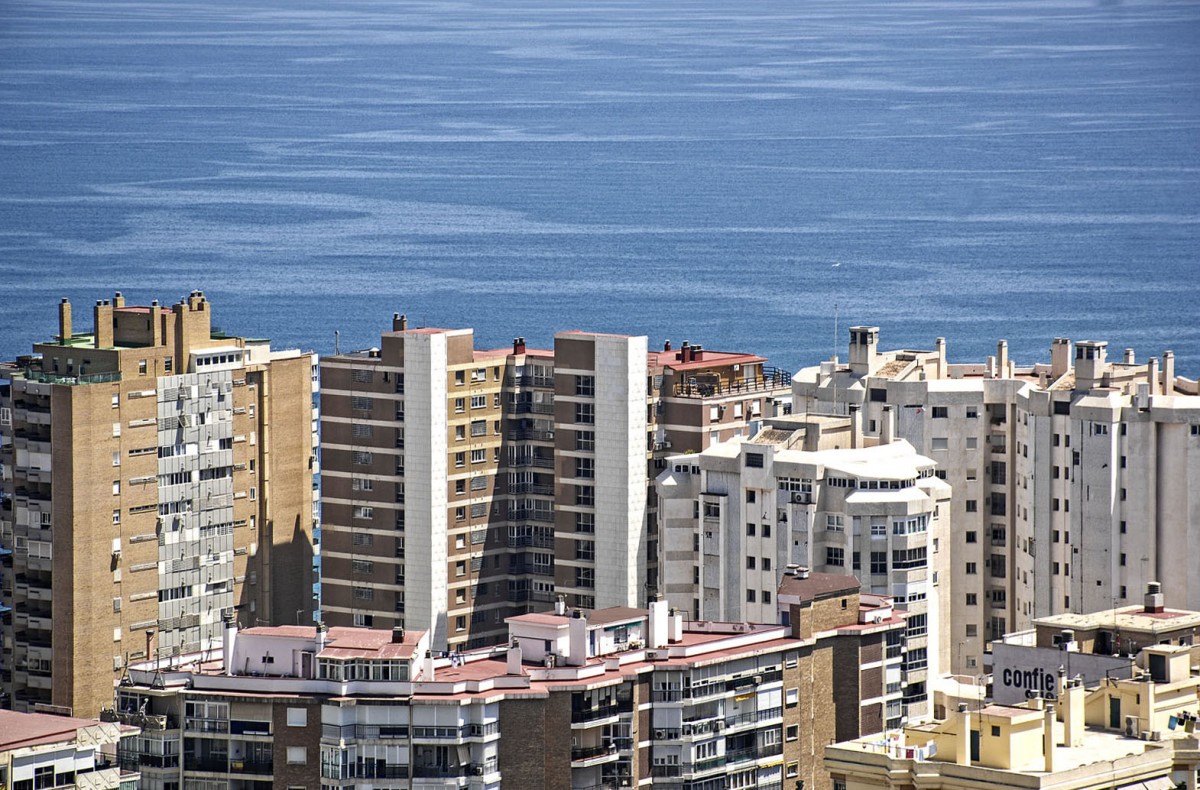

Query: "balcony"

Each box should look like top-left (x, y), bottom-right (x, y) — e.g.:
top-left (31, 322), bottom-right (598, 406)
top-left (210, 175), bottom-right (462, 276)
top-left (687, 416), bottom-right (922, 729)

top-left (513, 402), bottom-right (554, 415)
top-left (726, 743), bottom-right (783, 766)
top-left (507, 481), bottom-right (555, 496)
top-left (507, 429), bottom-right (555, 442)
top-left (184, 717), bottom-right (230, 735)
top-left (510, 456), bottom-right (554, 469)
top-left (571, 698), bottom-right (632, 724)
top-left (671, 367), bottom-right (792, 398)
top-left (184, 755), bottom-right (230, 773)
top-left (724, 706), bottom-right (782, 730)
top-left (20, 367), bottom-right (121, 386)
top-left (571, 743), bottom-right (618, 764)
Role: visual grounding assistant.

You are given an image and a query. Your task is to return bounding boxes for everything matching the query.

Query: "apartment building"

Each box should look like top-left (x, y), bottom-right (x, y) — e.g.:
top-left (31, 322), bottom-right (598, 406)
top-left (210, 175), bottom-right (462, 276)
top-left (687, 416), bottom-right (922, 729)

top-left (793, 327), bottom-right (1200, 674)
top-left (655, 414), bottom-right (951, 706)
top-left (0, 292), bottom-right (318, 718)
top-left (0, 709), bottom-right (140, 790)
top-left (111, 589), bottom-right (903, 790)
top-left (826, 643), bottom-right (1200, 790)
top-left (319, 318), bottom-right (792, 651)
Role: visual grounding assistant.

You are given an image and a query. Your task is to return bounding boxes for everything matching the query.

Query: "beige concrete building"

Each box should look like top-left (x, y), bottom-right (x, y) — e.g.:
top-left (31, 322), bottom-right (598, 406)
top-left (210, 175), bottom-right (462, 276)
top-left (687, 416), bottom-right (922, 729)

top-left (794, 328), bottom-right (1200, 674)
top-left (319, 319), bottom-right (792, 651)
top-left (0, 292), bottom-right (318, 718)
top-left (826, 638), bottom-right (1200, 790)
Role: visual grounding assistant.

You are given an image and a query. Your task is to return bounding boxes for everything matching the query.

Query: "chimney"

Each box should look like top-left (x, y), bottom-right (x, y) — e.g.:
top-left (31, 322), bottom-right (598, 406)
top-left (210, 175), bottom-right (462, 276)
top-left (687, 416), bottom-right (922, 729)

top-left (94, 299), bottom-right (114, 349)
top-left (997, 340), bottom-right (1009, 379)
top-left (1124, 348), bottom-right (1135, 365)
top-left (392, 313), bottom-right (408, 332)
top-left (392, 626), bottom-right (406, 644)
top-left (1162, 351), bottom-right (1174, 394)
top-left (1051, 337), bottom-right (1071, 380)
top-left (506, 639), bottom-right (524, 675)
top-left (849, 404), bottom-right (862, 449)
top-left (957, 704), bottom-right (971, 766)
top-left (554, 594), bottom-right (567, 617)
top-left (1044, 703), bottom-right (1056, 772)
top-left (316, 621), bottom-right (328, 651)
top-left (1075, 341), bottom-right (1108, 390)
top-left (423, 650), bottom-right (436, 681)
top-left (1061, 675), bottom-right (1085, 747)
top-left (1147, 356), bottom-right (1160, 396)
top-left (567, 610), bottom-right (587, 666)
top-left (58, 298), bottom-right (72, 344)
top-left (513, 336), bottom-right (526, 354)
top-left (648, 596), bottom-right (669, 650)
top-left (795, 565), bottom-right (810, 580)
top-left (880, 405), bottom-right (895, 445)
top-left (664, 340), bottom-right (671, 351)
top-left (935, 337), bottom-right (947, 379)
top-left (668, 609), bottom-right (684, 643)
top-left (849, 326), bottom-right (880, 376)
top-left (113, 291), bottom-right (125, 308)
top-left (1144, 581), bottom-right (1164, 613)
top-left (986, 355), bottom-right (997, 379)
top-left (222, 613), bottom-right (238, 676)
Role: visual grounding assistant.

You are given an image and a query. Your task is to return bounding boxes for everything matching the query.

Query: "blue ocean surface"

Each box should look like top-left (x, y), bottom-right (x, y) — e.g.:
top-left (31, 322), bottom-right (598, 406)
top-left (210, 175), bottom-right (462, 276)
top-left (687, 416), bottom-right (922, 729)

top-left (1, 0), bottom-right (1198, 373)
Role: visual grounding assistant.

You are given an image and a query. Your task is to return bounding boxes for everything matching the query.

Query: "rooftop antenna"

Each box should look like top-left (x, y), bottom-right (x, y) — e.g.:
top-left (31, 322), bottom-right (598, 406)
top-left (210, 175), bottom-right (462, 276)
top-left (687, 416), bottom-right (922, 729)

top-left (832, 301), bottom-right (839, 415)
top-left (334, 330), bottom-right (340, 356)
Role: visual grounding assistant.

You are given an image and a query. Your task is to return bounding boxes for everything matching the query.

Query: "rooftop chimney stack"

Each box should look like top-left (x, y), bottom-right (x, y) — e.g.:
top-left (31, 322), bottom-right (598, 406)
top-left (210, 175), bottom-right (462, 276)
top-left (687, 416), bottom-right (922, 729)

top-left (506, 639), bottom-right (523, 675)
top-left (222, 613), bottom-right (238, 676)
top-left (392, 313), bottom-right (408, 332)
top-left (1051, 337), bottom-right (1071, 380)
top-left (957, 704), bottom-right (971, 765)
top-left (554, 594), bottom-right (567, 617)
top-left (935, 337), bottom-right (947, 378)
top-left (663, 340), bottom-right (671, 351)
top-left (113, 291), bottom-right (125, 308)
top-left (648, 596), bottom-right (669, 650)
top-left (1124, 348), bottom-right (1135, 365)
top-left (513, 336), bottom-right (526, 354)
top-left (880, 405), bottom-right (895, 445)
top-left (997, 340), bottom-right (1010, 378)
top-left (316, 621), bottom-right (328, 651)
top-left (1043, 703), bottom-right (1056, 772)
top-left (58, 298), bottom-right (72, 345)
top-left (1162, 351), bottom-right (1174, 394)
top-left (848, 326), bottom-right (880, 376)
top-left (1144, 581), bottom-right (1164, 613)
top-left (392, 626), bottom-right (406, 644)
top-left (849, 404), bottom-right (862, 449)
top-left (1147, 356), bottom-right (1160, 396)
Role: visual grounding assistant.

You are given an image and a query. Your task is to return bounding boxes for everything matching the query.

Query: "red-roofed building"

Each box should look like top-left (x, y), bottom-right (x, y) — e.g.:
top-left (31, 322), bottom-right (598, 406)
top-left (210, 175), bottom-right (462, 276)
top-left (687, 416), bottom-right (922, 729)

top-left (0, 709), bottom-right (139, 789)
top-left (111, 595), bottom-right (899, 790)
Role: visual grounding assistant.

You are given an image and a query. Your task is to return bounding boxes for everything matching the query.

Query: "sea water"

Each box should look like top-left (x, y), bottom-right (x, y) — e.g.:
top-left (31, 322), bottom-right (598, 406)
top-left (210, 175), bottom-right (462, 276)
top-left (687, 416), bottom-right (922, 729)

top-left (1, 0), bottom-right (1198, 373)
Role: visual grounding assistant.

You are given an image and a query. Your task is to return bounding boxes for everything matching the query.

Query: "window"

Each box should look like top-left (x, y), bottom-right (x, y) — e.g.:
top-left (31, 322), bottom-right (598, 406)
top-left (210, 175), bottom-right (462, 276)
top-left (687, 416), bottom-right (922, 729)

top-left (352, 587), bottom-right (374, 601)
top-left (785, 687), bottom-right (799, 707)
top-left (745, 452), bottom-right (764, 468)
top-left (746, 523), bottom-right (756, 537)
top-left (576, 540), bottom-right (595, 561)
top-left (352, 451), bottom-right (373, 465)
top-left (455, 452), bottom-right (465, 468)
top-left (966, 624), bottom-right (978, 637)
top-left (576, 512), bottom-right (595, 533)
top-left (351, 477), bottom-right (373, 491)
top-left (287, 708), bottom-right (307, 727)
top-left (575, 403), bottom-right (595, 424)
top-left (965, 499), bottom-right (978, 513)
top-left (966, 593), bottom-right (978, 605)
top-left (575, 430), bottom-right (594, 451)
top-left (470, 394), bottom-right (486, 409)
top-left (965, 562), bottom-right (977, 574)
top-left (112, 509), bottom-right (121, 525)
top-left (575, 567), bottom-right (595, 588)
top-left (576, 485), bottom-right (594, 506)
top-left (575, 375), bottom-right (595, 396)
top-left (112, 480), bottom-right (120, 495)
top-left (352, 559), bottom-right (374, 574)
top-left (870, 551), bottom-right (887, 574)
top-left (746, 556), bottom-right (756, 570)
top-left (965, 530), bottom-right (977, 543)
top-left (351, 396), bottom-right (373, 411)
top-left (470, 448), bottom-right (486, 463)
top-left (353, 506), bottom-right (373, 520)
top-left (746, 589), bottom-right (756, 603)
top-left (826, 547), bottom-right (845, 567)
top-left (352, 423), bottom-right (373, 438)
top-left (931, 437), bottom-right (948, 451)
top-left (575, 457), bottom-right (594, 478)
top-left (826, 514), bottom-right (844, 532)
top-left (932, 406), bottom-right (948, 418)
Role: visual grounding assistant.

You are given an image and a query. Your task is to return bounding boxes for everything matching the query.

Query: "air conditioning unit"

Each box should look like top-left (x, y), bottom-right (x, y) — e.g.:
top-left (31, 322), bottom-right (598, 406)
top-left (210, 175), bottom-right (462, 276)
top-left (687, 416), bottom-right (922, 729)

top-left (646, 650), bottom-right (660, 660)
top-left (791, 493), bottom-right (810, 504)
top-left (654, 729), bottom-right (667, 740)
top-left (752, 675), bottom-right (763, 684)
top-left (1125, 715), bottom-right (1139, 738)
top-left (472, 766), bottom-right (485, 776)
top-left (178, 414), bottom-right (191, 428)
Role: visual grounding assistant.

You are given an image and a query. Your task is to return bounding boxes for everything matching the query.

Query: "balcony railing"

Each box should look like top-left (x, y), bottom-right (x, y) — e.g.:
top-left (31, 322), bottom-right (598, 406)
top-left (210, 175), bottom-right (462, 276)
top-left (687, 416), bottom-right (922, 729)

top-left (571, 743), bottom-right (617, 762)
top-left (671, 367), bottom-right (791, 398)
top-left (184, 756), bottom-right (230, 773)
top-left (20, 367), bottom-right (121, 385)
top-left (571, 699), bottom-right (633, 723)
top-left (724, 706), bottom-right (783, 729)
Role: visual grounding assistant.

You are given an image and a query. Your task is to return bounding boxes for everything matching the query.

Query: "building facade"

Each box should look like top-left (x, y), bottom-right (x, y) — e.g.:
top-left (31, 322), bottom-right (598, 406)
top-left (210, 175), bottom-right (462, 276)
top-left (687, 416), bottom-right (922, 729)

top-left (319, 319), bottom-right (791, 651)
top-left (793, 327), bottom-right (1200, 674)
top-left (113, 590), bottom-right (902, 790)
top-left (0, 292), bottom-right (318, 717)
top-left (0, 709), bottom-right (139, 790)
top-left (654, 415), bottom-right (951, 705)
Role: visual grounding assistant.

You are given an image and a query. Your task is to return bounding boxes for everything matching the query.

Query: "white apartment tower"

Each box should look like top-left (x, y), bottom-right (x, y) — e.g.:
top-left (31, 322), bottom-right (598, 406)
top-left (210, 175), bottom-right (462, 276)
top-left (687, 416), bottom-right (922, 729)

top-left (793, 327), bottom-right (1200, 674)
top-left (655, 414), bottom-right (951, 717)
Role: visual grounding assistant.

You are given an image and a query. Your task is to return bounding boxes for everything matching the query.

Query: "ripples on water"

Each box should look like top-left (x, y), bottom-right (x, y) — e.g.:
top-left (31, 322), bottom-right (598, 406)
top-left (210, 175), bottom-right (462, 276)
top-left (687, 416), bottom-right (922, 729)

top-left (1, 0), bottom-right (1198, 372)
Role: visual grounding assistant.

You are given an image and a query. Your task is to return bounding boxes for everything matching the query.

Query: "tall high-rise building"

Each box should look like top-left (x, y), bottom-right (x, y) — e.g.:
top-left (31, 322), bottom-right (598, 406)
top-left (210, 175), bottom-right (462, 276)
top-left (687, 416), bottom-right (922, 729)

top-left (793, 327), bottom-right (1200, 674)
top-left (655, 414), bottom-right (950, 722)
top-left (0, 291), bottom-right (318, 717)
top-left (319, 318), bottom-right (792, 650)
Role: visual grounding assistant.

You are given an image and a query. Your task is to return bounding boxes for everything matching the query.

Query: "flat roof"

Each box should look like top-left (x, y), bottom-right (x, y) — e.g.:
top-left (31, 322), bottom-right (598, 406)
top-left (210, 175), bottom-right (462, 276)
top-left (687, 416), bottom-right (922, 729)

top-left (1035, 605), bottom-right (1200, 634)
top-left (0, 710), bottom-right (107, 752)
